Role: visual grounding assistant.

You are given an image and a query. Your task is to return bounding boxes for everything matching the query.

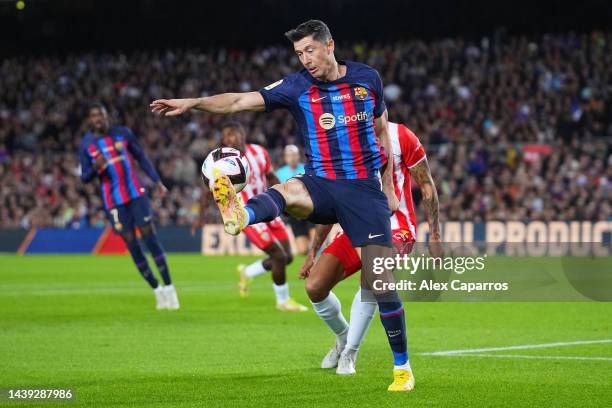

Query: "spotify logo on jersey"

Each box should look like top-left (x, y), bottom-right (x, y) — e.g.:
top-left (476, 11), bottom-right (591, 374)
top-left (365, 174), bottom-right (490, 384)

top-left (318, 113), bottom-right (336, 130)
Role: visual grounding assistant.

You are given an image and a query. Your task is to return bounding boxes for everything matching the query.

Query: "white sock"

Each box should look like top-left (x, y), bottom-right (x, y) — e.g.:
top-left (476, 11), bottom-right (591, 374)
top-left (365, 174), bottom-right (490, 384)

top-left (395, 361), bottom-right (412, 372)
top-left (273, 282), bottom-right (289, 304)
top-left (311, 292), bottom-right (349, 345)
top-left (164, 284), bottom-right (175, 291)
top-left (154, 285), bottom-right (164, 294)
top-left (245, 259), bottom-right (267, 278)
top-left (345, 288), bottom-right (377, 353)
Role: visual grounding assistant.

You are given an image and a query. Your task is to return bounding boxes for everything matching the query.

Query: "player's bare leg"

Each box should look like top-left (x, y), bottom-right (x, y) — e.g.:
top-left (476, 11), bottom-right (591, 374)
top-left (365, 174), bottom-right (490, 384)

top-left (213, 176), bottom-right (313, 236)
top-left (238, 239), bottom-right (288, 298)
top-left (305, 253), bottom-right (347, 368)
top-left (273, 239), bottom-right (306, 311)
top-left (271, 177), bottom-right (314, 220)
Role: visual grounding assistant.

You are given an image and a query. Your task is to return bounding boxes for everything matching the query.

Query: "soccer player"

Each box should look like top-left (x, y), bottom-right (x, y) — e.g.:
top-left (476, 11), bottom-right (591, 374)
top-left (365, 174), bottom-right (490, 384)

top-left (79, 103), bottom-right (179, 310)
top-left (300, 122), bottom-right (441, 384)
top-left (275, 145), bottom-right (313, 255)
top-left (194, 122), bottom-right (307, 311)
top-left (151, 20), bottom-right (412, 390)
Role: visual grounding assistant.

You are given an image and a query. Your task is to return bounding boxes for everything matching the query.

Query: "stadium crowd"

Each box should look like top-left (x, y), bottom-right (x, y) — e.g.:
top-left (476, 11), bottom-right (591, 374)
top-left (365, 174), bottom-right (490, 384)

top-left (1, 31), bottom-right (611, 229)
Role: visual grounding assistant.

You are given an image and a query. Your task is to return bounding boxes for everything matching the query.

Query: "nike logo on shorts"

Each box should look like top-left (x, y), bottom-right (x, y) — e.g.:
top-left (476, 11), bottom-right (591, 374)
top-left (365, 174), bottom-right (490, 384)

top-left (368, 233), bottom-right (384, 239)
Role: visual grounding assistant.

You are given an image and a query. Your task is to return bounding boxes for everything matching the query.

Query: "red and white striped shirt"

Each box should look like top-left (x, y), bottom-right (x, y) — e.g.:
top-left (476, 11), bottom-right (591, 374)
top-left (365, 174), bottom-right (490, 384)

top-left (240, 143), bottom-right (272, 202)
top-left (388, 122), bottom-right (427, 240)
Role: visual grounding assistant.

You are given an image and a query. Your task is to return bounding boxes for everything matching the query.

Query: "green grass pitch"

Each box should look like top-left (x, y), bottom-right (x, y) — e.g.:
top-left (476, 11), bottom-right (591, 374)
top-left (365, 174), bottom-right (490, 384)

top-left (1, 254), bottom-right (611, 407)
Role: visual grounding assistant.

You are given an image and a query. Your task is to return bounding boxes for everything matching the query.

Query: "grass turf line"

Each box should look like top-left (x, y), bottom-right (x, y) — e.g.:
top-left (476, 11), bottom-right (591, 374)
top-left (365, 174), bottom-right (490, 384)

top-left (1, 254), bottom-right (611, 407)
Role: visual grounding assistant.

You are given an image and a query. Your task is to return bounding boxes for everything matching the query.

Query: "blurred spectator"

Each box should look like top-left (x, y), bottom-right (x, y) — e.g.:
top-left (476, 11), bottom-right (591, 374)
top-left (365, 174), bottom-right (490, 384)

top-left (0, 31), bottom-right (611, 229)
top-left (276, 145), bottom-right (306, 183)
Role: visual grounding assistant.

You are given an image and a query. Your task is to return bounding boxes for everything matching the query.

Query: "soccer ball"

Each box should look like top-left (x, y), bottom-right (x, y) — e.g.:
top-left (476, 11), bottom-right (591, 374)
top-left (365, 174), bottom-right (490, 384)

top-left (201, 147), bottom-right (250, 193)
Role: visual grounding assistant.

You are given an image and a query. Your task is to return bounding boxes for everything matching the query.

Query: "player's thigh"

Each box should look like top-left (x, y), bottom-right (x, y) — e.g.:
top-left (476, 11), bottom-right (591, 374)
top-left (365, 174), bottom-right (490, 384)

top-left (271, 178), bottom-right (314, 220)
top-left (323, 231), bottom-right (362, 280)
top-left (130, 196), bottom-right (154, 232)
top-left (105, 204), bottom-right (134, 235)
top-left (268, 217), bottom-right (290, 241)
top-left (335, 179), bottom-right (392, 247)
top-left (243, 223), bottom-right (276, 251)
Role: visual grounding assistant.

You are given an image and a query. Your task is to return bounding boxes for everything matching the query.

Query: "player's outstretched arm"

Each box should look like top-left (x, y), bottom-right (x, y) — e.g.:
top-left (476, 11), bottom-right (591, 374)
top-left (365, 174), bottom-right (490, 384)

top-left (300, 224), bottom-right (333, 279)
top-left (125, 129), bottom-right (168, 197)
top-left (410, 158), bottom-right (442, 243)
top-left (375, 111), bottom-right (400, 213)
top-left (150, 92), bottom-right (266, 116)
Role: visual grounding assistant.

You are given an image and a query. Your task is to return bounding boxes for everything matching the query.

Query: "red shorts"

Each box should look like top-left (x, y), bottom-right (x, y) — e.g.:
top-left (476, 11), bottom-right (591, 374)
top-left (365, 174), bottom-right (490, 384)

top-left (243, 217), bottom-right (290, 250)
top-left (322, 229), bottom-right (415, 278)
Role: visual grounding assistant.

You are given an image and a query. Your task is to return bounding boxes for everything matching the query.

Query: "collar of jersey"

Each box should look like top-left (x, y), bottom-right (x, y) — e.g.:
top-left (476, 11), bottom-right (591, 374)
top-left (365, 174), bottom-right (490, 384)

top-left (306, 60), bottom-right (351, 86)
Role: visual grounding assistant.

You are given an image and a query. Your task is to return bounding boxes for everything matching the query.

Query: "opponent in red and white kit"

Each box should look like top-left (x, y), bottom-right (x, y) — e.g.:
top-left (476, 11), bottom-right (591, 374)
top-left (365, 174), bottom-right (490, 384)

top-left (300, 122), bottom-right (441, 375)
top-left (196, 122), bottom-right (307, 312)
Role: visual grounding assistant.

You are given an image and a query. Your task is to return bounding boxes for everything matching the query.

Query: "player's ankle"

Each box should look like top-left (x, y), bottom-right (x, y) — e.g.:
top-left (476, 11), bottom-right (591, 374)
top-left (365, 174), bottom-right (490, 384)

top-left (342, 345), bottom-right (358, 356)
top-left (337, 328), bottom-right (348, 347)
top-left (394, 361), bottom-right (412, 372)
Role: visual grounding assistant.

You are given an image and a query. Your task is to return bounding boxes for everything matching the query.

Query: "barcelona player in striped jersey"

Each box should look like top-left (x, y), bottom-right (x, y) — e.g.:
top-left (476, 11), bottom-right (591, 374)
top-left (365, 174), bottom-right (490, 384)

top-left (79, 103), bottom-right (179, 310)
top-left (151, 20), bottom-right (413, 390)
top-left (300, 123), bottom-right (441, 386)
top-left (194, 122), bottom-right (308, 312)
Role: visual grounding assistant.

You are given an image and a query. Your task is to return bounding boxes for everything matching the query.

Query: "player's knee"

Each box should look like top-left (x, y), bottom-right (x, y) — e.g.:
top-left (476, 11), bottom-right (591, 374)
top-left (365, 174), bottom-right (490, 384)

top-left (272, 248), bottom-right (288, 265)
top-left (305, 276), bottom-right (328, 301)
top-left (266, 244), bottom-right (286, 263)
top-left (285, 251), bottom-right (293, 265)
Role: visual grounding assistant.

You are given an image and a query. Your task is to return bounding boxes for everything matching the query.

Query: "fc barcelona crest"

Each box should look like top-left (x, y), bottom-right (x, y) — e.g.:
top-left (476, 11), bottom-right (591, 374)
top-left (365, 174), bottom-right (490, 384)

top-left (353, 86), bottom-right (368, 101)
top-left (114, 140), bottom-right (124, 151)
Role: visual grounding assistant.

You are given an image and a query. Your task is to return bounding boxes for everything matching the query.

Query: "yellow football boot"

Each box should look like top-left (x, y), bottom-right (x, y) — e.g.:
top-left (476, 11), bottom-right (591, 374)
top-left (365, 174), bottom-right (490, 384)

top-left (276, 298), bottom-right (308, 312)
top-left (212, 168), bottom-right (247, 235)
top-left (387, 369), bottom-right (415, 392)
top-left (237, 264), bottom-right (252, 298)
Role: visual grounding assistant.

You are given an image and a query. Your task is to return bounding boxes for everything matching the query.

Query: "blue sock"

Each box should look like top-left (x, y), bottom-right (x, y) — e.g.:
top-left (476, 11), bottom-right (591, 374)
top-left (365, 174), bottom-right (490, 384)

top-left (126, 239), bottom-right (159, 289)
top-left (378, 299), bottom-right (408, 366)
top-left (142, 232), bottom-right (172, 285)
top-left (244, 189), bottom-right (286, 225)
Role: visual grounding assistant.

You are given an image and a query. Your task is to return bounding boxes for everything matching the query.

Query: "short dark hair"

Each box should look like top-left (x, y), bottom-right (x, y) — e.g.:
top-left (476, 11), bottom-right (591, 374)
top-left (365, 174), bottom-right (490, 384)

top-left (284, 19), bottom-right (332, 44)
top-left (220, 121), bottom-right (246, 136)
top-left (88, 102), bottom-right (106, 113)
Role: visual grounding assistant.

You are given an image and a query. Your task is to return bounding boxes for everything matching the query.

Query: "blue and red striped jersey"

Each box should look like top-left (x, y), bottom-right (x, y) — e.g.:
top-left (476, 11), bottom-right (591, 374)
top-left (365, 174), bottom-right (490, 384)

top-left (79, 126), bottom-right (160, 209)
top-left (259, 60), bottom-right (386, 180)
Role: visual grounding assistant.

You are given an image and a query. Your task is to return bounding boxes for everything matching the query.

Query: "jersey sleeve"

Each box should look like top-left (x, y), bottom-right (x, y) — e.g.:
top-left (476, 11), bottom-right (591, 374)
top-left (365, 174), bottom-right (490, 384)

top-left (372, 69), bottom-right (387, 118)
top-left (259, 75), bottom-right (297, 112)
top-left (79, 141), bottom-right (96, 183)
top-left (124, 127), bottom-right (161, 183)
top-left (399, 125), bottom-right (426, 168)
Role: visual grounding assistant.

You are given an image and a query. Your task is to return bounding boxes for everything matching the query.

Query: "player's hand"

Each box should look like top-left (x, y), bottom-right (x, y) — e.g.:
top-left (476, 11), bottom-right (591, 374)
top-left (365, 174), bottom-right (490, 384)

top-left (150, 98), bottom-right (197, 116)
top-left (428, 234), bottom-right (444, 258)
top-left (155, 182), bottom-right (169, 198)
top-left (93, 154), bottom-right (108, 171)
top-left (299, 250), bottom-right (316, 279)
top-left (383, 185), bottom-right (400, 213)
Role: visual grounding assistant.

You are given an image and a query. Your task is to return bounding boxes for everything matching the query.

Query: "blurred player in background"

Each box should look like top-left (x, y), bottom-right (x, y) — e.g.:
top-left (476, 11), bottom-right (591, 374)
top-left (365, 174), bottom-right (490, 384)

top-left (79, 103), bottom-right (179, 310)
top-left (194, 122), bottom-right (307, 312)
top-left (300, 123), bottom-right (441, 383)
top-left (275, 144), bottom-right (314, 255)
top-left (151, 20), bottom-right (413, 391)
